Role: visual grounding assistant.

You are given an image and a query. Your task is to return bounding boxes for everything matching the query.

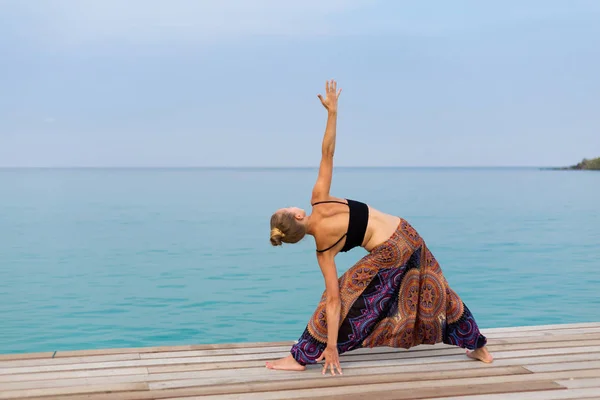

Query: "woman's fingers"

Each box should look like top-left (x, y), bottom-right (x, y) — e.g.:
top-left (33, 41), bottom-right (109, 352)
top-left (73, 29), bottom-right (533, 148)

top-left (318, 79), bottom-right (341, 107)
top-left (320, 360), bottom-right (342, 376)
top-left (325, 79), bottom-right (337, 93)
top-left (322, 361), bottom-right (335, 375)
top-left (336, 361), bottom-right (343, 375)
top-left (319, 349), bottom-right (343, 376)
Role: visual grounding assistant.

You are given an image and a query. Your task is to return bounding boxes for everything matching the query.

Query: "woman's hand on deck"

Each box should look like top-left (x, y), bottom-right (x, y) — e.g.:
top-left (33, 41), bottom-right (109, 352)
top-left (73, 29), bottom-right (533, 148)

top-left (317, 345), bottom-right (343, 376)
top-left (317, 79), bottom-right (342, 113)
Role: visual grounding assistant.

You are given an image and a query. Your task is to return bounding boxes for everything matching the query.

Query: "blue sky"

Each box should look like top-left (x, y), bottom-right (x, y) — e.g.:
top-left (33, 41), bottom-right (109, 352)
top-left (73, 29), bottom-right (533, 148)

top-left (0, 0), bottom-right (598, 167)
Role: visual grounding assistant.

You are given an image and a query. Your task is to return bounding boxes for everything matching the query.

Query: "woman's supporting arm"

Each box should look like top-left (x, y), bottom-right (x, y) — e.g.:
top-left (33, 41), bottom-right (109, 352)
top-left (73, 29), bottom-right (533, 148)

top-left (317, 251), bottom-right (341, 346)
top-left (316, 250), bottom-right (343, 375)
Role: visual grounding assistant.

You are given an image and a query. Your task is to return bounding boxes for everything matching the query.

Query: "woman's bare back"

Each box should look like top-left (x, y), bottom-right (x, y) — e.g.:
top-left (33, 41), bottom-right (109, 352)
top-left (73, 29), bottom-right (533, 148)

top-left (310, 196), bottom-right (401, 253)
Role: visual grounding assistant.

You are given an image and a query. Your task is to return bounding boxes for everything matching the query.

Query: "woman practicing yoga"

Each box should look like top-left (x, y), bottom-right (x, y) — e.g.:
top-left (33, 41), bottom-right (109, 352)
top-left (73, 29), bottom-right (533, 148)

top-left (267, 80), bottom-right (493, 376)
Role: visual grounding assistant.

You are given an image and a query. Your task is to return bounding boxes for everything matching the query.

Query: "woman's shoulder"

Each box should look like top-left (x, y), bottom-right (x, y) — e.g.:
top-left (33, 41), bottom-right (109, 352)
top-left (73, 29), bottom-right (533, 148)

top-left (311, 201), bottom-right (349, 245)
top-left (310, 194), bottom-right (347, 206)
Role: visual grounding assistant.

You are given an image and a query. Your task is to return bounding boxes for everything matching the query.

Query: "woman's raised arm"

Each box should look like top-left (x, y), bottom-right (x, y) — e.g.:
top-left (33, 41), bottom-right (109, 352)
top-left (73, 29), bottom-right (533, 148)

top-left (311, 80), bottom-right (342, 204)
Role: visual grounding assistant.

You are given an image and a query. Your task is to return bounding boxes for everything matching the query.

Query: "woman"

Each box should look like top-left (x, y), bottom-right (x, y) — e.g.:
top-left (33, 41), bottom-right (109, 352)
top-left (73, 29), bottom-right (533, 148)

top-left (266, 80), bottom-right (493, 376)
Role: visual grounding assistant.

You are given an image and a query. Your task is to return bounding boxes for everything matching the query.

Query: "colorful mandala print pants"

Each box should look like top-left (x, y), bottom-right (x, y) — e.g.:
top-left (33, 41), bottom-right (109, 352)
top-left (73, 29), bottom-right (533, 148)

top-left (290, 218), bottom-right (487, 366)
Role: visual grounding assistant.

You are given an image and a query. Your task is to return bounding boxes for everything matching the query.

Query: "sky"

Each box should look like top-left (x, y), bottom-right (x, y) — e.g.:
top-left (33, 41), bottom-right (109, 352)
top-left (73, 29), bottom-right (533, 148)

top-left (0, 0), bottom-right (599, 167)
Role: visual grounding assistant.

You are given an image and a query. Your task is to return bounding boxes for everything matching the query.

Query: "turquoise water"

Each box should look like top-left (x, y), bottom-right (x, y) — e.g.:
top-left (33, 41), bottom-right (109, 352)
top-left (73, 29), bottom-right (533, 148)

top-left (1, 167), bottom-right (599, 355)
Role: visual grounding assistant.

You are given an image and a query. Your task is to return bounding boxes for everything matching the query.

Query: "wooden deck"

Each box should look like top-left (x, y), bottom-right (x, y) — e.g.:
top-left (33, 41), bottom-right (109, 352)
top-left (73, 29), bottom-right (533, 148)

top-left (1, 322), bottom-right (600, 400)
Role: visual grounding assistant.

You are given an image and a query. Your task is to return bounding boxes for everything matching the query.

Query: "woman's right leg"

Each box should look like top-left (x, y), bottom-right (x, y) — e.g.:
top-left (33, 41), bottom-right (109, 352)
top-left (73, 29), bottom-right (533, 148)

top-left (442, 300), bottom-right (493, 363)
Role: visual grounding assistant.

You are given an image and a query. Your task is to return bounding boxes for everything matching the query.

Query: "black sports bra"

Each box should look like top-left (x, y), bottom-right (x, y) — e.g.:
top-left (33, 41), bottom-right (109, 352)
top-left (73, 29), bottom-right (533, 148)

top-left (312, 199), bottom-right (369, 253)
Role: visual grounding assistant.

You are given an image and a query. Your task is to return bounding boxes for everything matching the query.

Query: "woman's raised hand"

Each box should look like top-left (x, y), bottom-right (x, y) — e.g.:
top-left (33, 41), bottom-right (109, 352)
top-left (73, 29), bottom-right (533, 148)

top-left (317, 79), bottom-right (342, 113)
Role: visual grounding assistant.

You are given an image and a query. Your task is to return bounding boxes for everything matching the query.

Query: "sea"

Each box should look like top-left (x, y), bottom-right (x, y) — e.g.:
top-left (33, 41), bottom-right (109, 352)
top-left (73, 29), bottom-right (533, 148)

top-left (1, 167), bottom-right (599, 354)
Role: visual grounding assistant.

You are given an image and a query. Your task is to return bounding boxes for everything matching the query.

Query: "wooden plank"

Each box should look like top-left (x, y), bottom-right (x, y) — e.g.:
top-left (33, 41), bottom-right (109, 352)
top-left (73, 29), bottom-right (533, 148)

top-left (147, 368), bottom-right (600, 392)
top-left (0, 366), bottom-right (527, 394)
top-left (7, 367), bottom-right (533, 400)
top-left (490, 333), bottom-right (600, 345)
top-left (147, 365), bottom-right (527, 384)
top-left (1, 373), bottom-right (150, 391)
top-left (0, 362), bottom-right (524, 391)
top-left (0, 352), bottom-right (292, 375)
top-left (288, 381), bottom-right (565, 400)
top-left (321, 345), bottom-right (600, 366)
top-left (0, 342), bottom-right (295, 362)
top-left (0, 350), bottom-right (149, 362)
top-left (145, 351), bottom-right (600, 375)
top-left (141, 338), bottom-right (600, 362)
top-left (154, 369), bottom-right (600, 400)
top-left (144, 351), bottom-right (600, 379)
top-left (152, 364), bottom-right (518, 387)
top-left (525, 360), bottom-right (600, 373)
top-left (147, 360), bottom-right (263, 374)
top-left (556, 377), bottom-right (600, 389)
top-left (489, 345), bottom-right (600, 360)
top-left (0, 353), bottom-right (55, 362)
top-left (490, 339), bottom-right (600, 352)
top-left (0, 353), bottom-right (140, 368)
top-left (53, 341), bottom-right (294, 358)
top-left (139, 346), bottom-right (294, 359)
top-left (0, 367), bottom-right (148, 383)
top-left (482, 322), bottom-right (600, 333)
top-left (0, 382), bottom-right (149, 400)
top-left (15, 382), bottom-right (600, 400)
top-left (134, 338), bottom-right (600, 361)
top-left (481, 327), bottom-right (600, 339)
top-left (337, 352), bottom-right (600, 371)
top-left (432, 387), bottom-right (600, 400)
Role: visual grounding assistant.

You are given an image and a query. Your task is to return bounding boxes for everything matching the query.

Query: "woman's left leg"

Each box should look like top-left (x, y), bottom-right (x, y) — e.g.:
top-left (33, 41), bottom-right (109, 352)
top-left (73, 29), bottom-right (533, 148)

top-left (265, 326), bottom-right (329, 371)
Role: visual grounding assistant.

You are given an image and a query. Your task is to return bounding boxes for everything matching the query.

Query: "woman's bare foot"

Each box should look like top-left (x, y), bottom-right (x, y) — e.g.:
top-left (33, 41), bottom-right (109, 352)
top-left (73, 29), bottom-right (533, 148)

top-left (265, 354), bottom-right (306, 371)
top-left (466, 346), bottom-right (494, 363)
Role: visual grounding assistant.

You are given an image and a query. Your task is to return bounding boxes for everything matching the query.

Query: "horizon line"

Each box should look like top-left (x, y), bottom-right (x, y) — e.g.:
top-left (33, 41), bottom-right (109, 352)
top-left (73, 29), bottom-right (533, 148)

top-left (0, 165), bottom-right (559, 169)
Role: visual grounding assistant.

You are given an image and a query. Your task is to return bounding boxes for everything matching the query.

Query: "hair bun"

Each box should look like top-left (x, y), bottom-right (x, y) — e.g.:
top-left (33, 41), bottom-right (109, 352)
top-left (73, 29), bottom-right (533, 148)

top-left (270, 227), bottom-right (285, 246)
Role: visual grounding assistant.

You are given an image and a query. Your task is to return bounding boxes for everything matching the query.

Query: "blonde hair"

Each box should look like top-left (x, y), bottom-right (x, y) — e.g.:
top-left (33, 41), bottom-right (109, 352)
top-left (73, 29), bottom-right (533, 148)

top-left (270, 211), bottom-right (306, 246)
top-left (270, 227), bottom-right (285, 245)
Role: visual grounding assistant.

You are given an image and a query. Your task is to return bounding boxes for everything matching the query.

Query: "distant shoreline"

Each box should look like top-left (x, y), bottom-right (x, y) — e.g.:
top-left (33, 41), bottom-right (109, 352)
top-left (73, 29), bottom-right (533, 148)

top-left (541, 157), bottom-right (600, 171)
